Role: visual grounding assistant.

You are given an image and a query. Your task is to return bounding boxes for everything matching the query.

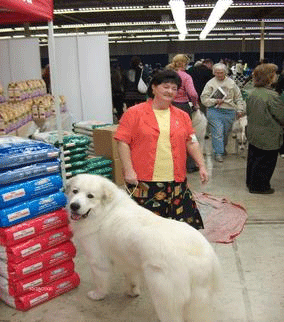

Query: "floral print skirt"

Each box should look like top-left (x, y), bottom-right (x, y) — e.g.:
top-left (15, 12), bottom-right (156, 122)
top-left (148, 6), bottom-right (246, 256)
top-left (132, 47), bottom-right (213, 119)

top-left (126, 179), bottom-right (204, 230)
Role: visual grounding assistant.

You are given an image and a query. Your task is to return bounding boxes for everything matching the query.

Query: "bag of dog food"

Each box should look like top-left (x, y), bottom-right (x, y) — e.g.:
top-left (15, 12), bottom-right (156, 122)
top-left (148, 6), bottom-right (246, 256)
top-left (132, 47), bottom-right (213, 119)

top-left (0, 137), bottom-right (59, 170)
top-left (0, 272), bottom-right (80, 311)
top-left (0, 191), bottom-right (67, 227)
top-left (0, 260), bottom-right (75, 296)
top-left (0, 174), bottom-right (63, 209)
top-left (0, 241), bottom-right (76, 280)
top-left (0, 208), bottom-right (69, 246)
top-left (0, 160), bottom-right (61, 186)
top-left (0, 225), bottom-right (73, 263)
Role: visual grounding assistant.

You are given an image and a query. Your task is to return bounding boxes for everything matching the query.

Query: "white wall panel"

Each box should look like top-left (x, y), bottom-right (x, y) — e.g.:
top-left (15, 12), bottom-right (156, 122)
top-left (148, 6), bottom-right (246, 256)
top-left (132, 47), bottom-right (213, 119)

top-left (54, 34), bottom-right (113, 123)
top-left (77, 35), bottom-right (113, 123)
top-left (0, 41), bottom-right (11, 91)
top-left (54, 36), bottom-right (82, 122)
top-left (0, 38), bottom-right (41, 91)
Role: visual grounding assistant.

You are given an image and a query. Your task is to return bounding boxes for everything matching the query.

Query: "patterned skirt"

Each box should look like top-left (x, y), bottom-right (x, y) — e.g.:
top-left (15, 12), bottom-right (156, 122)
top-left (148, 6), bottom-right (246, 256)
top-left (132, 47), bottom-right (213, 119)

top-left (126, 179), bottom-right (204, 230)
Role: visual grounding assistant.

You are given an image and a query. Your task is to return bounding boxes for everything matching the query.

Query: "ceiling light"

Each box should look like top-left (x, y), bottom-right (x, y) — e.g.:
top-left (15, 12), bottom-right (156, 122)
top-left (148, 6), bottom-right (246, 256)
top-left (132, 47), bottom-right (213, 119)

top-left (200, 0), bottom-right (233, 40)
top-left (169, 0), bottom-right (187, 40)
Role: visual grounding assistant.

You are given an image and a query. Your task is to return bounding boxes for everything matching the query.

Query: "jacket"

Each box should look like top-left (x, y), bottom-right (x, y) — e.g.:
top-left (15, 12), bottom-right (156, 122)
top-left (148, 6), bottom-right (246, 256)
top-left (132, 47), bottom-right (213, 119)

top-left (200, 76), bottom-right (246, 112)
top-left (246, 87), bottom-right (284, 150)
top-left (114, 100), bottom-right (195, 182)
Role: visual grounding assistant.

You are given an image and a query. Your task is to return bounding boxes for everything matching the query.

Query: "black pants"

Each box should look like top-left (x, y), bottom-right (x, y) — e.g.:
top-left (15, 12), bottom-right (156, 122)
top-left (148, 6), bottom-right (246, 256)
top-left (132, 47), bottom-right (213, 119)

top-left (112, 93), bottom-right (124, 120)
top-left (279, 134), bottom-right (284, 155)
top-left (172, 101), bottom-right (197, 171)
top-left (246, 144), bottom-right (278, 192)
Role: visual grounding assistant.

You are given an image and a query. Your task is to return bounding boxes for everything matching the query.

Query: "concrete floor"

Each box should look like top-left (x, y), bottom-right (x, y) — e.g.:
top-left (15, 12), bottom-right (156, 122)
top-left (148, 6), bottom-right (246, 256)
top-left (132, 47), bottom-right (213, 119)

top-left (1, 142), bottom-right (284, 322)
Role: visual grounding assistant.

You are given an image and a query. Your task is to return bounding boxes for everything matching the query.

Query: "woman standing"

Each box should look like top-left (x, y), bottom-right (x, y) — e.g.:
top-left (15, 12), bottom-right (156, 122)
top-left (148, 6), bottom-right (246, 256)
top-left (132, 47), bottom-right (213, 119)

top-left (114, 69), bottom-right (208, 230)
top-left (246, 63), bottom-right (284, 194)
top-left (167, 54), bottom-right (201, 172)
top-left (167, 54), bottom-right (199, 118)
top-left (122, 56), bottom-right (149, 108)
top-left (201, 63), bottom-right (246, 162)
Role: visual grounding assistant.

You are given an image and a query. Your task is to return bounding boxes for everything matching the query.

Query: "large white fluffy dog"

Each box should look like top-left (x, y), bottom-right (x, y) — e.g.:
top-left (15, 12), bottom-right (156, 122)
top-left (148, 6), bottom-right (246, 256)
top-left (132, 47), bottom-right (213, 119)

top-left (67, 174), bottom-right (222, 322)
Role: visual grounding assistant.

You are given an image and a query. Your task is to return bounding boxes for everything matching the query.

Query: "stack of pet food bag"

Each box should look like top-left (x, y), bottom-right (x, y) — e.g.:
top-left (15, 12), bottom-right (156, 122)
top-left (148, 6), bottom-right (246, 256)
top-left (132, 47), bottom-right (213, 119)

top-left (72, 120), bottom-right (112, 156)
top-left (32, 131), bottom-right (113, 179)
top-left (0, 136), bottom-right (80, 311)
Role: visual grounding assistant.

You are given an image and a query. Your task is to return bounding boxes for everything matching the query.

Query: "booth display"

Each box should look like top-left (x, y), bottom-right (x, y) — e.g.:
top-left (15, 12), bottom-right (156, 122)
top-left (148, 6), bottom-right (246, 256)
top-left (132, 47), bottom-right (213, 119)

top-left (0, 136), bottom-right (79, 311)
top-left (0, 1), bottom-right (82, 311)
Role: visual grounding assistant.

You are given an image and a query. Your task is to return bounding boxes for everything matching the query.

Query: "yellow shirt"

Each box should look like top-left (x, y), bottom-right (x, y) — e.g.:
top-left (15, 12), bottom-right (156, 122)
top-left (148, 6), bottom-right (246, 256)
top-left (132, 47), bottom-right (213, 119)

top-left (152, 109), bottom-right (174, 181)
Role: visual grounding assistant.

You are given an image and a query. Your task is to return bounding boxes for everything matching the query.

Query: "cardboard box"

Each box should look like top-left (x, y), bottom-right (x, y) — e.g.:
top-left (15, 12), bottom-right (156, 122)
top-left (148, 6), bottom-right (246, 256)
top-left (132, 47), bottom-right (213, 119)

top-left (93, 125), bottom-right (118, 159)
top-left (112, 158), bottom-right (124, 186)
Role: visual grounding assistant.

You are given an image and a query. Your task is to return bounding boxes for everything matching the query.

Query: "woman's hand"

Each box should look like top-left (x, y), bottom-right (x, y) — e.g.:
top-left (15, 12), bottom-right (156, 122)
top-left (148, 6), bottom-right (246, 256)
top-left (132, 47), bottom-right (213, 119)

top-left (216, 98), bottom-right (224, 106)
top-left (199, 165), bottom-right (209, 184)
top-left (124, 168), bottom-right (138, 185)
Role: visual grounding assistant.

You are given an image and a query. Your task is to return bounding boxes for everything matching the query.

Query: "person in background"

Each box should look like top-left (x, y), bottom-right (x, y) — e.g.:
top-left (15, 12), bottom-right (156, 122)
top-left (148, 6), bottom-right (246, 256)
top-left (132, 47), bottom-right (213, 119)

top-left (200, 63), bottom-right (246, 162)
top-left (274, 61), bottom-right (284, 158)
top-left (246, 63), bottom-right (284, 194)
top-left (122, 56), bottom-right (149, 108)
top-left (236, 60), bottom-right (244, 76)
top-left (166, 54), bottom-right (199, 118)
top-left (42, 64), bottom-right (51, 93)
top-left (110, 63), bottom-right (125, 121)
top-left (114, 69), bottom-right (208, 230)
top-left (188, 58), bottom-right (214, 115)
top-left (167, 54), bottom-right (200, 172)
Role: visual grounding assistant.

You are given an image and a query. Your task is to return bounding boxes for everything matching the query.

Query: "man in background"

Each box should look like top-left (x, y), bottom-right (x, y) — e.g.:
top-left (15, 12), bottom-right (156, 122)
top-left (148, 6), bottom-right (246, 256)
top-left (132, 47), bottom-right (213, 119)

top-left (188, 59), bottom-right (214, 114)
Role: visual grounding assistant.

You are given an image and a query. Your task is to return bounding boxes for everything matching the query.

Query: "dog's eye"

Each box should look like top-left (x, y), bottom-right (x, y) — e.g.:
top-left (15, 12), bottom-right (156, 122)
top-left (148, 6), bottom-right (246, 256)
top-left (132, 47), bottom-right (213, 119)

top-left (72, 189), bottom-right (79, 194)
top-left (87, 193), bottom-right (94, 199)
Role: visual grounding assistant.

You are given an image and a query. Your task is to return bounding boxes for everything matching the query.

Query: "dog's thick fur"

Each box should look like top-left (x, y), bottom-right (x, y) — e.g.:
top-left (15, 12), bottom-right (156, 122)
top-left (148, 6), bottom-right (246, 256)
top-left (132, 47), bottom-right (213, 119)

top-left (231, 115), bottom-right (248, 153)
top-left (67, 174), bottom-right (222, 322)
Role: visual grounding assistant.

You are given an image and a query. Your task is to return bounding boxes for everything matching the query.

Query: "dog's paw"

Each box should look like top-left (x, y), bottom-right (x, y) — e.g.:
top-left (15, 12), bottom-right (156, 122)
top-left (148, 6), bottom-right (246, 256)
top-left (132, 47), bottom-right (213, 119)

top-left (87, 290), bottom-right (106, 301)
top-left (126, 284), bottom-right (141, 298)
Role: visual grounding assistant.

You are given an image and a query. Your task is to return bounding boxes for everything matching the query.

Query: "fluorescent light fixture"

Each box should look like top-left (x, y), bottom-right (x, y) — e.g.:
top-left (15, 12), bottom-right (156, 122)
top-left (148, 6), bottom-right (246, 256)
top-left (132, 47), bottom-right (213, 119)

top-left (169, 0), bottom-right (187, 40)
top-left (200, 0), bottom-right (233, 40)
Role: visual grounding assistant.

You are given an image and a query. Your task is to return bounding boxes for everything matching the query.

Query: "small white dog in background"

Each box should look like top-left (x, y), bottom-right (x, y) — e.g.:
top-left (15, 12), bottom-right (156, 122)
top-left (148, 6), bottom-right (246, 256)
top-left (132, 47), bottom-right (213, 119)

top-left (67, 174), bottom-right (222, 322)
top-left (231, 115), bottom-right (248, 153)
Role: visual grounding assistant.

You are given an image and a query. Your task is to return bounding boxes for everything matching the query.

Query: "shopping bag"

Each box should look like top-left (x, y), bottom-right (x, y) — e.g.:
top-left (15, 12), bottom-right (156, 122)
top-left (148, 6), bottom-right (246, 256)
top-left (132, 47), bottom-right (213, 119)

top-left (137, 68), bottom-right (148, 94)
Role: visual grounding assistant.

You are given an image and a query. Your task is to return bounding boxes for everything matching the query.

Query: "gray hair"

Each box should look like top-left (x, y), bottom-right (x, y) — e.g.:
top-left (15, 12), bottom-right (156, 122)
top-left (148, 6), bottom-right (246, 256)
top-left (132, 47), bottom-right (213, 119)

top-left (213, 63), bottom-right (228, 74)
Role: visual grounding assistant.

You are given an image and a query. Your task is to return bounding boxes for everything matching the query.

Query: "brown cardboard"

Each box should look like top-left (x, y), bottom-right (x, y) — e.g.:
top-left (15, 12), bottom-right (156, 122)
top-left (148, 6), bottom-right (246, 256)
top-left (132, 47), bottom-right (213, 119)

top-left (112, 158), bottom-right (124, 186)
top-left (93, 125), bottom-right (119, 159)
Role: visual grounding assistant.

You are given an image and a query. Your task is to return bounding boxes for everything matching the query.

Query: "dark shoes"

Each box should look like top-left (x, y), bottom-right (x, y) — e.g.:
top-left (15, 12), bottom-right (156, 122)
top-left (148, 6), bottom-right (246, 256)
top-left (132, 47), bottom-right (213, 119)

top-left (249, 188), bottom-right (275, 194)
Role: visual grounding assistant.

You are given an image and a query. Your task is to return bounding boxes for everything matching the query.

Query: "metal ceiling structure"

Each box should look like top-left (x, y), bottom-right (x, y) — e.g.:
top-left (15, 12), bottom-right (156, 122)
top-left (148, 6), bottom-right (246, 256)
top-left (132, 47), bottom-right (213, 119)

top-left (0, 1), bottom-right (284, 45)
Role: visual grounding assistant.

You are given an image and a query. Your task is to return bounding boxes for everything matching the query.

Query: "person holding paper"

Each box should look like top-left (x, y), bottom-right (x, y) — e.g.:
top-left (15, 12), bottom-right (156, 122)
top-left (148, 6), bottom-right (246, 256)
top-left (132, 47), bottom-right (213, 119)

top-left (200, 63), bottom-right (246, 162)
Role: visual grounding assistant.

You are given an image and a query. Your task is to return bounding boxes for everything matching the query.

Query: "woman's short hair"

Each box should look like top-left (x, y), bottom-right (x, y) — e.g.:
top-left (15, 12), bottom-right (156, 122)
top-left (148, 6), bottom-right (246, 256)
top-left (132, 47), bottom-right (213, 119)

top-left (253, 63), bottom-right (278, 87)
top-left (147, 69), bottom-right (182, 98)
top-left (213, 63), bottom-right (228, 75)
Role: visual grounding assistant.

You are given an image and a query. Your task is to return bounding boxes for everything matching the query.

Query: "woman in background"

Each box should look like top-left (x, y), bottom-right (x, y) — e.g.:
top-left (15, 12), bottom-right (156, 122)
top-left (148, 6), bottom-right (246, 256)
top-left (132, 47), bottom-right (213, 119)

top-left (246, 63), bottom-right (284, 194)
top-left (167, 54), bottom-right (199, 118)
top-left (122, 56), bottom-right (149, 108)
top-left (201, 63), bottom-right (246, 162)
top-left (167, 54), bottom-right (200, 172)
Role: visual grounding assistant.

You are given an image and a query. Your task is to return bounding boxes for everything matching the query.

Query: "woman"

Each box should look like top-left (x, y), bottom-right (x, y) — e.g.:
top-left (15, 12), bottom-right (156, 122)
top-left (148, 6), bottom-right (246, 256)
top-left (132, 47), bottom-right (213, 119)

top-left (122, 56), bottom-right (149, 108)
top-left (201, 63), bottom-right (246, 162)
top-left (167, 54), bottom-right (201, 172)
top-left (246, 63), bottom-right (284, 194)
top-left (167, 54), bottom-right (199, 118)
top-left (114, 69), bottom-right (208, 230)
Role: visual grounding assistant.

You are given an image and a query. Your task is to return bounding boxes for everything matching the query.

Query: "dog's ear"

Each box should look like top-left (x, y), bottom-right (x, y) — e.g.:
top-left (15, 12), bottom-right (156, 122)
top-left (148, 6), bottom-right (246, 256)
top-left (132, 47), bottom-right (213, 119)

top-left (101, 183), bottom-right (113, 204)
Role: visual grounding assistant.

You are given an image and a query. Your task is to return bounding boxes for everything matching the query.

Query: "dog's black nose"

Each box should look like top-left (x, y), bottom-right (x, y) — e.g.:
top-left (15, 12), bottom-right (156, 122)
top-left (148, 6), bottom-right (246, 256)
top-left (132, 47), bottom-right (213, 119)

top-left (70, 202), bottom-right (80, 211)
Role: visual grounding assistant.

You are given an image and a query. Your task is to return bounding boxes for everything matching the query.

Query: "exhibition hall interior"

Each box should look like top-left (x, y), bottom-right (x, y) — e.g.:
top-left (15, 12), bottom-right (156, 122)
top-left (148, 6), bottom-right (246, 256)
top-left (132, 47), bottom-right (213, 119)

top-left (0, 1), bottom-right (283, 321)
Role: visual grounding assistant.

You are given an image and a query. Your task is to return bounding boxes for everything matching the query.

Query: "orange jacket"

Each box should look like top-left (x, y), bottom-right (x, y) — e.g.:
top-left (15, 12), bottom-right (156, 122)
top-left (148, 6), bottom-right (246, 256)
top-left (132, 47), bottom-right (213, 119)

top-left (114, 99), bottom-right (195, 182)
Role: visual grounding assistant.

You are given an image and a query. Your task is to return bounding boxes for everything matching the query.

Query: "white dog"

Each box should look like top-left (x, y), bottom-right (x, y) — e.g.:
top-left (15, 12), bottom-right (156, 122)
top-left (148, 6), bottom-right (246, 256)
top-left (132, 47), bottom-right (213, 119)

top-left (67, 174), bottom-right (222, 322)
top-left (231, 115), bottom-right (248, 153)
